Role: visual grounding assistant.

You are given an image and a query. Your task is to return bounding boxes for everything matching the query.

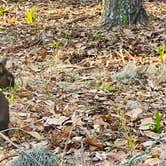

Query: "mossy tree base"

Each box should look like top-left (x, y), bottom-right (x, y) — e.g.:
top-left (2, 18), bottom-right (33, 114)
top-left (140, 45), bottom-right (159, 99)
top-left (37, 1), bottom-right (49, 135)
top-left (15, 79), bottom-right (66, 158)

top-left (101, 0), bottom-right (148, 27)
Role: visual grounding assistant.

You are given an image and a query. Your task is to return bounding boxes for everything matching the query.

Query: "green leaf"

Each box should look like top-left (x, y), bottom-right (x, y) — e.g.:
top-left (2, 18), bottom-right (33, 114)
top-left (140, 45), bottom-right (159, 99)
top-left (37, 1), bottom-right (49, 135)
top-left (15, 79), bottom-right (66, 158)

top-left (103, 85), bottom-right (116, 91)
top-left (0, 7), bottom-right (8, 16)
top-left (154, 111), bottom-right (161, 134)
top-left (48, 41), bottom-right (60, 49)
top-left (156, 44), bottom-right (165, 63)
top-left (61, 33), bottom-right (70, 39)
top-left (25, 7), bottom-right (36, 24)
top-left (94, 84), bottom-right (116, 92)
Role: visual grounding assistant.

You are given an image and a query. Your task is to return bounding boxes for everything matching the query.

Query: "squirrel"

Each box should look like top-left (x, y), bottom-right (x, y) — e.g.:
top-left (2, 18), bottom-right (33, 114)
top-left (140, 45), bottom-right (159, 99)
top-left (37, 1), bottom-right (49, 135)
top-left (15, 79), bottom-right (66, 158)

top-left (0, 58), bottom-right (15, 135)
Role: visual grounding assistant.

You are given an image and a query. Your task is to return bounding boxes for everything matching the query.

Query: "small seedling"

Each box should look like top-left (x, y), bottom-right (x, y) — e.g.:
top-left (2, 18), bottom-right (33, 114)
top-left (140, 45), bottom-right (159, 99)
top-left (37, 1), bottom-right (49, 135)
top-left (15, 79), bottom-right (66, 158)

top-left (48, 41), bottom-right (60, 49)
top-left (3, 84), bottom-right (19, 103)
top-left (67, 74), bottom-right (76, 82)
top-left (61, 32), bottom-right (70, 39)
top-left (0, 6), bottom-right (8, 16)
top-left (8, 93), bottom-right (16, 102)
top-left (91, 32), bottom-right (102, 40)
top-left (121, 15), bottom-right (128, 27)
top-left (154, 111), bottom-right (161, 134)
top-left (156, 44), bottom-right (165, 63)
top-left (25, 7), bottom-right (36, 24)
top-left (94, 84), bottom-right (116, 92)
top-left (102, 85), bottom-right (116, 91)
top-left (118, 110), bottom-right (135, 151)
top-left (127, 134), bottom-right (135, 151)
top-left (150, 15), bottom-right (158, 21)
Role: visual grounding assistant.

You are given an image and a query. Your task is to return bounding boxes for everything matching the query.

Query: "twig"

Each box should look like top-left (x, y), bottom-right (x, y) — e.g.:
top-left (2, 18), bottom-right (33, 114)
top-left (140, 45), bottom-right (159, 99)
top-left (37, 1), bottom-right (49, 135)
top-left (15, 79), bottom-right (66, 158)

top-left (0, 154), bottom-right (17, 163)
top-left (0, 132), bottom-right (41, 166)
top-left (60, 112), bottom-right (79, 166)
top-left (0, 0), bottom-right (7, 5)
top-left (0, 132), bottom-right (20, 149)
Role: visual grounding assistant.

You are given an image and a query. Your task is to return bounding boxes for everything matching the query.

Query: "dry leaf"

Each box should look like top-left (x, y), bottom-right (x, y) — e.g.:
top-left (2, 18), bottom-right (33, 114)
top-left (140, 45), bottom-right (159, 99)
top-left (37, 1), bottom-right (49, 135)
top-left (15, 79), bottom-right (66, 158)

top-left (26, 131), bottom-right (44, 140)
top-left (43, 116), bottom-right (69, 126)
top-left (160, 144), bottom-right (166, 160)
top-left (17, 91), bottom-right (33, 98)
top-left (143, 158), bottom-right (159, 166)
top-left (142, 131), bottom-right (160, 139)
top-left (125, 108), bottom-right (143, 120)
top-left (92, 115), bottom-right (110, 127)
top-left (84, 136), bottom-right (104, 149)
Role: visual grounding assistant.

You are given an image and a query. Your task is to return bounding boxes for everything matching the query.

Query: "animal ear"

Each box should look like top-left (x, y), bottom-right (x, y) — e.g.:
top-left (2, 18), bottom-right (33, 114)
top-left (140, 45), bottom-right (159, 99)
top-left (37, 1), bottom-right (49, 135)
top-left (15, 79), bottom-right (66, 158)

top-left (0, 58), bottom-right (8, 66)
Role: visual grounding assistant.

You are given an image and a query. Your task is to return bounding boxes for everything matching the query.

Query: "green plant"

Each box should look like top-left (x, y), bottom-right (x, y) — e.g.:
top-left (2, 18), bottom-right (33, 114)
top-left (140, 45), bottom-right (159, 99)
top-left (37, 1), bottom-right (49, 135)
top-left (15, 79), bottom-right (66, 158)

top-left (0, 6), bottom-right (8, 16)
top-left (118, 110), bottom-right (135, 151)
top-left (156, 44), bottom-right (165, 63)
top-left (67, 74), bottom-right (76, 82)
top-left (150, 15), bottom-right (158, 21)
top-left (154, 111), bottom-right (161, 134)
top-left (8, 93), bottom-right (16, 102)
top-left (25, 7), bottom-right (36, 24)
top-left (61, 32), bottom-right (70, 39)
top-left (95, 84), bottom-right (116, 92)
top-left (102, 85), bottom-right (116, 91)
top-left (48, 41), bottom-right (60, 49)
top-left (121, 15), bottom-right (128, 27)
top-left (91, 32), bottom-right (102, 40)
top-left (3, 84), bottom-right (19, 103)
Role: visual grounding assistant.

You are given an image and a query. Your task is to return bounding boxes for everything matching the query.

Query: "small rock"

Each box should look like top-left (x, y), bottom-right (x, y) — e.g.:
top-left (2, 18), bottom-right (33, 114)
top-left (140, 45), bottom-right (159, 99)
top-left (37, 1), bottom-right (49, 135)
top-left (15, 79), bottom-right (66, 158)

top-left (72, 136), bottom-right (83, 142)
top-left (142, 141), bottom-right (155, 148)
top-left (126, 100), bottom-right (140, 110)
top-left (114, 62), bottom-right (137, 83)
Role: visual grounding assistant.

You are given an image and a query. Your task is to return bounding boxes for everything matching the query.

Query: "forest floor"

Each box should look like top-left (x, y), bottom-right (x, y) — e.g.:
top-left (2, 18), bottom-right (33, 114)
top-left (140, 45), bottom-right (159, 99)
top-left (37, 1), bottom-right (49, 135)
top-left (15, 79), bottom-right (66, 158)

top-left (0, 0), bottom-right (166, 165)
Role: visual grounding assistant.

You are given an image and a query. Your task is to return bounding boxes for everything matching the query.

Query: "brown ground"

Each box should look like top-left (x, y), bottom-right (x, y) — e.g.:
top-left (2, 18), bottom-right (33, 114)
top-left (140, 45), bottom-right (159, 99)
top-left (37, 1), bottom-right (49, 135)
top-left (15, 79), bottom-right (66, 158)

top-left (0, 0), bottom-right (166, 165)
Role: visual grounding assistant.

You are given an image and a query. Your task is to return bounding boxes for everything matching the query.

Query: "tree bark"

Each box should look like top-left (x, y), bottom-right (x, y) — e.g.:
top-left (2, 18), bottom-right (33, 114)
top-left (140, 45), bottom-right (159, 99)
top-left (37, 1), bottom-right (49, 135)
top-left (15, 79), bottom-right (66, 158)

top-left (101, 0), bottom-right (148, 27)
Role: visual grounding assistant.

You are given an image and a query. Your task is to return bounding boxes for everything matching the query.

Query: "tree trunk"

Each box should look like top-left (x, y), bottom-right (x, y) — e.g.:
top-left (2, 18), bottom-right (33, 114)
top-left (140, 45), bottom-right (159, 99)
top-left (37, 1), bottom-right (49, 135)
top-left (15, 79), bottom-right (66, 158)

top-left (101, 0), bottom-right (148, 27)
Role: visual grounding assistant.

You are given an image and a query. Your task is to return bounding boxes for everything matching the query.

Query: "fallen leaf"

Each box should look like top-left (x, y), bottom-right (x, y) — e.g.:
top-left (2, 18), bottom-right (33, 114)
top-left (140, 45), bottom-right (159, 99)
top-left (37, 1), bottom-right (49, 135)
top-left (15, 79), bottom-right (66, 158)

top-left (92, 115), bottom-right (110, 127)
top-left (142, 131), bottom-right (160, 139)
top-left (151, 147), bottom-right (159, 158)
top-left (114, 139), bottom-right (128, 148)
top-left (125, 108), bottom-right (143, 120)
top-left (17, 91), bottom-right (33, 98)
top-left (84, 136), bottom-right (104, 150)
top-left (143, 158), bottom-right (159, 166)
top-left (107, 151), bottom-right (126, 164)
top-left (26, 131), bottom-right (44, 140)
top-left (43, 116), bottom-right (69, 126)
top-left (160, 144), bottom-right (166, 160)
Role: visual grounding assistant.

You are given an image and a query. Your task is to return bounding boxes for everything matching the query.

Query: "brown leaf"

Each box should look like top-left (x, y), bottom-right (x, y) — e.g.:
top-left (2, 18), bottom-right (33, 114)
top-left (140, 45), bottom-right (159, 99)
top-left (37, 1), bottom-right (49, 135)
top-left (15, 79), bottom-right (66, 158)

top-left (142, 131), bottom-right (160, 139)
top-left (35, 48), bottom-right (47, 62)
top-left (26, 131), bottom-right (44, 140)
top-left (17, 91), bottom-right (33, 99)
top-left (125, 108), bottom-right (143, 120)
top-left (92, 115), bottom-right (110, 127)
top-left (151, 147), bottom-right (159, 158)
top-left (143, 158), bottom-right (159, 166)
top-left (84, 136), bottom-right (104, 150)
top-left (160, 144), bottom-right (166, 160)
top-left (107, 151), bottom-right (126, 164)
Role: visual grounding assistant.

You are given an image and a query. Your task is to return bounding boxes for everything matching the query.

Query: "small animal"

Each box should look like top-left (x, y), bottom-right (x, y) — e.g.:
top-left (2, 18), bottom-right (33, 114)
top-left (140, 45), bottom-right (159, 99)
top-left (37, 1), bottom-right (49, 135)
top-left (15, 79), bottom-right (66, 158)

top-left (0, 92), bottom-right (9, 133)
top-left (0, 58), bottom-right (14, 88)
top-left (0, 58), bottom-right (14, 134)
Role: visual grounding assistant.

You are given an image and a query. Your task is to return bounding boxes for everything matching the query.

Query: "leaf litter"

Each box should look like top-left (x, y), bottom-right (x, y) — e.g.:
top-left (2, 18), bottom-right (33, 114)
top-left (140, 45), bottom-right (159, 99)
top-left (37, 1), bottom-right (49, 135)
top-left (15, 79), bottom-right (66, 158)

top-left (0, 0), bottom-right (166, 165)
